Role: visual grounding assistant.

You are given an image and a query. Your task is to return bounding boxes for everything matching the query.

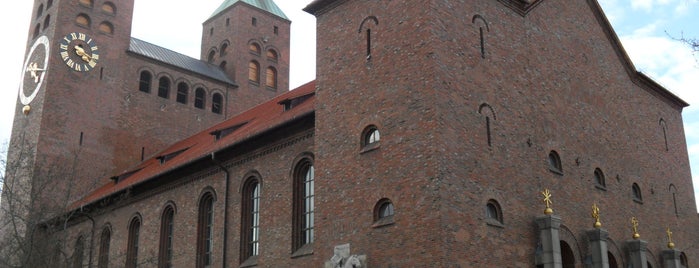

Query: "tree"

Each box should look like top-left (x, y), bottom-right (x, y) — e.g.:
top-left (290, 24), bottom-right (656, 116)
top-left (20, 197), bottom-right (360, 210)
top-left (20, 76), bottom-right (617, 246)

top-left (668, 31), bottom-right (699, 62)
top-left (0, 135), bottom-right (95, 268)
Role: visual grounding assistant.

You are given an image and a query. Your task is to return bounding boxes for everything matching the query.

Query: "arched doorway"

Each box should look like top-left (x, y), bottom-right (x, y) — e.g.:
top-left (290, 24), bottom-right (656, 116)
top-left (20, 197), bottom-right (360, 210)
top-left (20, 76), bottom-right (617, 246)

top-left (560, 241), bottom-right (575, 268)
top-left (608, 251), bottom-right (619, 268)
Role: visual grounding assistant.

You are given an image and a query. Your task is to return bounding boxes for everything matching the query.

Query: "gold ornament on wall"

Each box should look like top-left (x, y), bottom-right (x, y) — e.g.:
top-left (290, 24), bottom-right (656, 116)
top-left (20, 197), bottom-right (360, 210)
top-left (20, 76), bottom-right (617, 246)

top-left (541, 189), bottom-right (553, 215)
top-left (666, 227), bottom-right (675, 249)
top-left (591, 203), bottom-right (602, 228)
top-left (631, 217), bottom-right (640, 239)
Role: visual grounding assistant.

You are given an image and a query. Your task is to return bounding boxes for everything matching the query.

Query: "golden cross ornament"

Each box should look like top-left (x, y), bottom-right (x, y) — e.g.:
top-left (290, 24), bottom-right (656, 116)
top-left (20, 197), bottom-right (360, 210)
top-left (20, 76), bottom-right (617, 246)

top-left (667, 227), bottom-right (675, 249)
top-left (541, 189), bottom-right (553, 215)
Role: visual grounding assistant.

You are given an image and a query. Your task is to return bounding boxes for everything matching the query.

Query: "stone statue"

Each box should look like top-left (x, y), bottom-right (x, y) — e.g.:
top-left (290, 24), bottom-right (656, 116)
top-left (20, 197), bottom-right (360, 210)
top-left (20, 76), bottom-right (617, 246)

top-left (326, 244), bottom-right (366, 268)
top-left (333, 254), bottom-right (362, 268)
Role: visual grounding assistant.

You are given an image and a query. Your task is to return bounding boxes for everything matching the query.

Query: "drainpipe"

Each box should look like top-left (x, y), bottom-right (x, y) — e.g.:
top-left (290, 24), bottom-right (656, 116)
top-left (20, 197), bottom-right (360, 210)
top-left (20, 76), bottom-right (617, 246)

top-left (211, 152), bottom-right (231, 268)
top-left (82, 212), bottom-right (95, 268)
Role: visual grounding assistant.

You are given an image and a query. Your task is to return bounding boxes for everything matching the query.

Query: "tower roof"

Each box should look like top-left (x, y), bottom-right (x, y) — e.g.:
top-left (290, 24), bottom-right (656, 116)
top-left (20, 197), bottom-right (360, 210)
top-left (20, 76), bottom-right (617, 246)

top-left (210, 0), bottom-right (289, 20)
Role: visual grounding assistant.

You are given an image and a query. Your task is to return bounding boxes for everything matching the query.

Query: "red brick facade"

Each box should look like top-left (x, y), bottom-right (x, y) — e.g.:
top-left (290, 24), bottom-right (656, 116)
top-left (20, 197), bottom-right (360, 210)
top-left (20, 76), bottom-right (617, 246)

top-left (3, 0), bottom-right (698, 267)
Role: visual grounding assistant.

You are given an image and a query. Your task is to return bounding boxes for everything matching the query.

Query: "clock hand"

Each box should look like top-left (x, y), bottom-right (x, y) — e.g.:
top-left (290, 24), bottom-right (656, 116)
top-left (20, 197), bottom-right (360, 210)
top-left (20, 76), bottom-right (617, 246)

top-left (74, 44), bottom-right (92, 63)
top-left (26, 62), bottom-right (47, 83)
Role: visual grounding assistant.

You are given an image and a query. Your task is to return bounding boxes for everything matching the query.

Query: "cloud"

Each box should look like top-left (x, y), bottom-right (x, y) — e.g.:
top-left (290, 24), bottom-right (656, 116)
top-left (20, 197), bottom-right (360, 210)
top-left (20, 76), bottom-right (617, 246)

top-left (620, 34), bottom-right (699, 105)
top-left (630, 0), bottom-right (675, 12)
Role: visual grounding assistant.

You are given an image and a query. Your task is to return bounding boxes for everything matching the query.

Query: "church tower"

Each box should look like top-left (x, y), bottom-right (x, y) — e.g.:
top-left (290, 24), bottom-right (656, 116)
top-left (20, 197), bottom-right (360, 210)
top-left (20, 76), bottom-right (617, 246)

top-left (202, 0), bottom-right (290, 114)
top-left (1, 0), bottom-right (136, 263)
top-left (3, 0), bottom-right (136, 211)
top-left (1, 0), bottom-right (291, 222)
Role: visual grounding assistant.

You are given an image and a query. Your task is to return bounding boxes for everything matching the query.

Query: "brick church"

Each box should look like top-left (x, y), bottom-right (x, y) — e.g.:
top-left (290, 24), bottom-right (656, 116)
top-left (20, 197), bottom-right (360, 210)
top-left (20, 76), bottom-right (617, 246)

top-left (1, 0), bottom-right (697, 267)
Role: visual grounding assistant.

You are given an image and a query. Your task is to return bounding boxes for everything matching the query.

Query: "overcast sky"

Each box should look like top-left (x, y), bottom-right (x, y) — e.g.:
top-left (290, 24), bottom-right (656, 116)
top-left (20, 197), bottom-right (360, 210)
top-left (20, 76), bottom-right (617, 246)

top-left (1, 1), bottom-right (699, 207)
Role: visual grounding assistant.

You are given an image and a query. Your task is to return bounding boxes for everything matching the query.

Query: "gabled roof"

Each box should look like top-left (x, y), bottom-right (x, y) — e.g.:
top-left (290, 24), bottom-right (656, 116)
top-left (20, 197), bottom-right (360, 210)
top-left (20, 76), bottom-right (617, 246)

top-left (128, 38), bottom-right (236, 86)
top-left (73, 81), bottom-right (316, 209)
top-left (210, 0), bottom-right (289, 21)
top-left (585, 0), bottom-right (688, 108)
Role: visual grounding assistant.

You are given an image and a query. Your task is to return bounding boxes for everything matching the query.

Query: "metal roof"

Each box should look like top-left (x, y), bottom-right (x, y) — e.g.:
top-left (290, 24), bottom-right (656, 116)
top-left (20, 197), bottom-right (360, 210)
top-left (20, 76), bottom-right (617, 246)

top-left (210, 0), bottom-right (289, 20)
top-left (128, 38), bottom-right (236, 86)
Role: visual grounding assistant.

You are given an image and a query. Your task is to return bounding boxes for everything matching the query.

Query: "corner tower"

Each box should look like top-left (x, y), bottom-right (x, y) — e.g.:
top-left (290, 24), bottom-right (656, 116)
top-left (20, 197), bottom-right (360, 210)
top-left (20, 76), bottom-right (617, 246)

top-left (202, 0), bottom-right (291, 114)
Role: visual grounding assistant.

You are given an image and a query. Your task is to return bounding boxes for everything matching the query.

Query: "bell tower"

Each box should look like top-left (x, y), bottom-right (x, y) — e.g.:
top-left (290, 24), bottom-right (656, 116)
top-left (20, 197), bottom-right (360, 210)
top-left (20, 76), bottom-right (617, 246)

top-left (201, 0), bottom-right (290, 114)
top-left (3, 0), bottom-right (136, 219)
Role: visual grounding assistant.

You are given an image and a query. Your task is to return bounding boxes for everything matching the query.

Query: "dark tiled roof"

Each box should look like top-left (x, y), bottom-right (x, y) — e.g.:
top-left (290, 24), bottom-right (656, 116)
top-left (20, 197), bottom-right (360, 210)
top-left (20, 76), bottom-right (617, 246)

top-left (73, 81), bottom-right (316, 209)
top-left (128, 38), bottom-right (236, 86)
top-left (210, 0), bottom-right (289, 20)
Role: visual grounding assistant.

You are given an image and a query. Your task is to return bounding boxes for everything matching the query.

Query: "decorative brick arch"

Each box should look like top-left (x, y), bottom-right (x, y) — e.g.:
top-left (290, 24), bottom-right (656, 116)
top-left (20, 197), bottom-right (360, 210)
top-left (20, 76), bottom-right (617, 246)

top-left (472, 15), bottom-right (490, 59)
top-left (358, 16), bottom-right (379, 60)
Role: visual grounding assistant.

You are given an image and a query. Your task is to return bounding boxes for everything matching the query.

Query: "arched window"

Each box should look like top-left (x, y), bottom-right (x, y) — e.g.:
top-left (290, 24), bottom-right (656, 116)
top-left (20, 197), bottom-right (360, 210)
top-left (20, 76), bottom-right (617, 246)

top-left (159, 205), bottom-right (175, 268)
top-left (358, 16), bottom-right (378, 60)
top-left (207, 50), bottom-right (216, 63)
top-left (37, 4), bottom-right (44, 18)
top-left (373, 198), bottom-right (395, 227)
top-left (176, 82), bottom-right (189, 104)
top-left (99, 21), bottom-right (114, 34)
top-left (632, 183), bottom-right (643, 202)
top-left (79, 0), bottom-right (93, 7)
top-left (102, 2), bottom-right (116, 15)
top-left (212, 93), bottom-right (223, 114)
top-left (485, 199), bottom-right (503, 225)
top-left (139, 71), bottom-right (152, 93)
top-left (43, 15), bottom-right (51, 30)
top-left (33, 24), bottom-right (40, 38)
top-left (548, 151), bottom-right (562, 175)
top-left (241, 177), bottom-right (261, 262)
top-left (73, 236), bottom-right (84, 268)
top-left (194, 88), bottom-right (206, 109)
top-left (158, 77), bottom-right (171, 99)
top-left (249, 61), bottom-right (260, 83)
top-left (265, 67), bottom-right (277, 89)
top-left (76, 14), bottom-right (90, 27)
top-left (266, 49), bottom-right (278, 61)
top-left (594, 168), bottom-right (606, 188)
top-left (98, 227), bottom-right (111, 268)
top-left (220, 43), bottom-right (228, 56)
top-left (361, 125), bottom-right (380, 150)
top-left (126, 216), bottom-right (141, 268)
top-left (249, 43), bottom-right (261, 54)
top-left (47, 0), bottom-right (53, 8)
top-left (293, 157), bottom-right (314, 252)
top-left (478, 103), bottom-right (496, 147)
top-left (379, 202), bottom-right (394, 218)
top-left (196, 192), bottom-right (215, 268)
top-left (219, 61), bottom-right (227, 71)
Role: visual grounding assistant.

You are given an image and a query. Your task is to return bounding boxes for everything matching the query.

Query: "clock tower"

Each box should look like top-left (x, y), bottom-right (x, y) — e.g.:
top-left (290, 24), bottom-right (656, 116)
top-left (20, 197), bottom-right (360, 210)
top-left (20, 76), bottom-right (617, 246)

top-left (4, 0), bottom-right (135, 219)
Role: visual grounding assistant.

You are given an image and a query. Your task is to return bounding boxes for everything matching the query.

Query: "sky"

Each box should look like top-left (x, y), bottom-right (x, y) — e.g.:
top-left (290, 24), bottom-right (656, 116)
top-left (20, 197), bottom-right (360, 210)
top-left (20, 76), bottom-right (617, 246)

top-left (0, 1), bottom-right (698, 207)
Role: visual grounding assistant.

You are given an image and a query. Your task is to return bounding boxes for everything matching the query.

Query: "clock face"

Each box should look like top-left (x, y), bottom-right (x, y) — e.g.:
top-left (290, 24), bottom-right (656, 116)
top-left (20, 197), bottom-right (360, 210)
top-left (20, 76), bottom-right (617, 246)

top-left (19, 35), bottom-right (50, 105)
top-left (59, 32), bottom-right (100, 72)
